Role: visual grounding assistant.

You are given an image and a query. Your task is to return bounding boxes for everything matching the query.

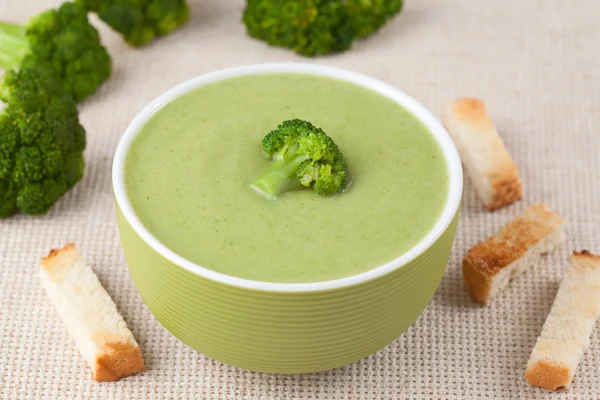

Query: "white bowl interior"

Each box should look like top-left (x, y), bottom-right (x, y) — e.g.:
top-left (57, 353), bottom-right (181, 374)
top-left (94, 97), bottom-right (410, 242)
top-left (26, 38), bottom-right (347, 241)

top-left (112, 63), bottom-right (463, 292)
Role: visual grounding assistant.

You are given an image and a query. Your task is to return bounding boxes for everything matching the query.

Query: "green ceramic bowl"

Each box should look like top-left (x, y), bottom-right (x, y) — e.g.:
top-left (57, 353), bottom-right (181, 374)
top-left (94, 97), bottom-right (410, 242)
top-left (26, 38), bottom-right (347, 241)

top-left (113, 63), bottom-right (463, 374)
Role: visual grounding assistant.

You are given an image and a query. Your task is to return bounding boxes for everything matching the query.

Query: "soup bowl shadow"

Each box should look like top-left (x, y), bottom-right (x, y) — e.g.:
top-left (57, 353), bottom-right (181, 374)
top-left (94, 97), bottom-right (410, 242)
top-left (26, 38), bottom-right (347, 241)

top-left (112, 63), bottom-right (463, 374)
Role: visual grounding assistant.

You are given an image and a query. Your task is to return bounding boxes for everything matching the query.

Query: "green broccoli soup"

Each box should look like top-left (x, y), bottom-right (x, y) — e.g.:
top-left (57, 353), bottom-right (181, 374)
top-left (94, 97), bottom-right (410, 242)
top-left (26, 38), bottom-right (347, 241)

top-left (124, 74), bottom-right (449, 283)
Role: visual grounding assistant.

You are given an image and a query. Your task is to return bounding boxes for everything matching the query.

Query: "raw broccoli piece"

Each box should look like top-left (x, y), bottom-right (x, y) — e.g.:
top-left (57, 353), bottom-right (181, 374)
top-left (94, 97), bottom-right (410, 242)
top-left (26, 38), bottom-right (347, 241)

top-left (242, 0), bottom-right (355, 57)
top-left (77, 0), bottom-right (190, 47)
top-left (251, 119), bottom-right (350, 199)
top-left (347, 0), bottom-right (403, 38)
top-left (0, 66), bottom-right (86, 217)
top-left (0, 2), bottom-right (111, 102)
top-left (242, 0), bottom-right (404, 56)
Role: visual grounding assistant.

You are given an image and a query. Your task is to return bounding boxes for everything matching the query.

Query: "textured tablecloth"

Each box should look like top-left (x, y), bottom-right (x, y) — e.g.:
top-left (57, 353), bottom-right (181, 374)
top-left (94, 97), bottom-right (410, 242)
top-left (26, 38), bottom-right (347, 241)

top-left (1, 0), bottom-right (599, 398)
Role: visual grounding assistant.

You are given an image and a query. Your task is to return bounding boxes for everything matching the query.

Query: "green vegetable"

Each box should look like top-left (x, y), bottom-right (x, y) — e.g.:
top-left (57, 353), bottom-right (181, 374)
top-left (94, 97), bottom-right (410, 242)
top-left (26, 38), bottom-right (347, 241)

top-left (251, 119), bottom-right (350, 199)
top-left (347, 0), bottom-right (403, 38)
top-left (242, 0), bottom-right (403, 56)
top-left (77, 0), bottom-right (190, 47)
top-left (242, 0), bottom-right (355, 57)
top-left (0, 2), bottom-right (111, 102)
top-left (0, 66), bottom-right (86, 217)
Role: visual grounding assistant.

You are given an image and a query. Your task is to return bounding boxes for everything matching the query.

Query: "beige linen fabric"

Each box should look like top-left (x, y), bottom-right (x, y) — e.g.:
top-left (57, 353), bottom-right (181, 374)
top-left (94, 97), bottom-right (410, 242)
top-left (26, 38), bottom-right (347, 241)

top-left (1, 0), bottom-right (599, 398)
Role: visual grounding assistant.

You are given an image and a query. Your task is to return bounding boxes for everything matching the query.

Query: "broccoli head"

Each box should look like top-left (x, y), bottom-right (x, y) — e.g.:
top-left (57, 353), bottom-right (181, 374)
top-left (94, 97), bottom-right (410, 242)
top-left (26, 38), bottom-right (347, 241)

top-left (77, 0), bottom-right (190, 47)
top-left (0, 2), bottom-right (111, 102)
top-left (242, 0), bottom-right (404, 56)
top-left (346, 0), bottom-right (403, 38)
top-left (0, 67), bottom-right (86, 217)
top-left (242, 0), bottom-right (355, 57)
top-left (251, 119), bottom-right (350, 199)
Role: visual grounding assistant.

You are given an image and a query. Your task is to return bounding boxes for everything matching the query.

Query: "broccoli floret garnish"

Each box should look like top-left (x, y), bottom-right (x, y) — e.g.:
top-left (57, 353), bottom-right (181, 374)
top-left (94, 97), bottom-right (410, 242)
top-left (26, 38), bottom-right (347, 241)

top-left (0, 2), bottom-right (111, 102)
top-left (0, 66), bottom-right (86, 217)
top-left (77, 0), bottom-right (190, 47)
top-left (242, 0), bottom-right (355, 57)
top-left (347, 0), bottom-right (403, 38)
top-left (251, 119), bottom-right (350, 199)
top-left (242, 0), bottom-right (403, 56)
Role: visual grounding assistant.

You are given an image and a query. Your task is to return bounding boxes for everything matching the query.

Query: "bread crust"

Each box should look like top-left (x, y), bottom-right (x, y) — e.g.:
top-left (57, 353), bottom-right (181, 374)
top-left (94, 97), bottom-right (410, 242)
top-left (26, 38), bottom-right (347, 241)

top-left (525, 250), bottom-right (600, 390)
top-left (488, 166), bottom-right (522, 211)
top-left (525, 358), bottom-right (571, 391)
top-left (463, 238), bottom-right (518, 302)
top-left (573, 249), bottom-right (600, 261)
top-left (40, 243), bottom-right (80, 281)
top-left (39, 243), bottom-right (146, 382)
top-left (463, 204), bottom-right (565, 302)
top-left (443, 97), bottom-right (523, 210)
top-left (92, 334), bottom-right (146, 382)
top-left (451, 98), bottom-right (495, 129)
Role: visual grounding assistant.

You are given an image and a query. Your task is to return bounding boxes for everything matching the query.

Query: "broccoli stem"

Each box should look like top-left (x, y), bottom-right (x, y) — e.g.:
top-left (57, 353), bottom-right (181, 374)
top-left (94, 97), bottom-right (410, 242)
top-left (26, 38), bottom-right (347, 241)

top-left (251, 154), bottom-right (308, 199)
top-left (0, 22), bottom-right (29, 70)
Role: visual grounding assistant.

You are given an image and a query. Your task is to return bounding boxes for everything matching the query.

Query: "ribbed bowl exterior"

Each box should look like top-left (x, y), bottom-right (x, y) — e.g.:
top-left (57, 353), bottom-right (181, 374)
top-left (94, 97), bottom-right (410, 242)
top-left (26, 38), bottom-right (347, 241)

top-left (117, 205), bottom-right (459, 373)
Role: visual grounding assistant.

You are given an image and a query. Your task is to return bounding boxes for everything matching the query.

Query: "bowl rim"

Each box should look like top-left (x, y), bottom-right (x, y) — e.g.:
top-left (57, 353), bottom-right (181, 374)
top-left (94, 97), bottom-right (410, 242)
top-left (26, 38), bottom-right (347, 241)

top-left (112, 63), bottom-right (463, 292)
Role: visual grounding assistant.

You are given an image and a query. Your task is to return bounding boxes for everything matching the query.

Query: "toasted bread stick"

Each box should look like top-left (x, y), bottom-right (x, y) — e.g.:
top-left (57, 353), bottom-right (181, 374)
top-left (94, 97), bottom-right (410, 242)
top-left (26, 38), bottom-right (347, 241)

top-left (39, 243), bottom-right (146, 382)
top-left (443, 97), bottom-right (522, 210)
top-left (526, 251), bottom-right (600, 390)
top-left (463, 204), bottom-right (566, 303)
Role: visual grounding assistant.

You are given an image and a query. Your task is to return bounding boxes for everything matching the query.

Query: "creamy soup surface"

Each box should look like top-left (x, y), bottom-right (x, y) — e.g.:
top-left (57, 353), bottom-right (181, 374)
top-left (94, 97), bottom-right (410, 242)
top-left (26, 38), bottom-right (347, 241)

top-left (125, 74), bottom-right (449, 283)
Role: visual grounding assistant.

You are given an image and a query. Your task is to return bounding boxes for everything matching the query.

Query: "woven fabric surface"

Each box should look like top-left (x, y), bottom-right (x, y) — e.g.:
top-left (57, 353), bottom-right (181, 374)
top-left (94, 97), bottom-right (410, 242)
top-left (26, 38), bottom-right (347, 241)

top-left (1, 0), bottom-right (599, 398)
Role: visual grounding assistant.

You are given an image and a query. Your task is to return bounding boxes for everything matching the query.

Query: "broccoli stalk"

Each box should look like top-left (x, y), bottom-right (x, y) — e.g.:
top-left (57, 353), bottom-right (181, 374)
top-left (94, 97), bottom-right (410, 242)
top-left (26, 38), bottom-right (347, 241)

top-left (0, 23), bottom-right (28, 71)
top-left (251, 143), bottom-right (309, 198)
top-left (0, 66), bottom-right (86, 217)
top-left (251, 119), bottom-right (350, 199)
top-left (0, 2), bottom-right (111, 102)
